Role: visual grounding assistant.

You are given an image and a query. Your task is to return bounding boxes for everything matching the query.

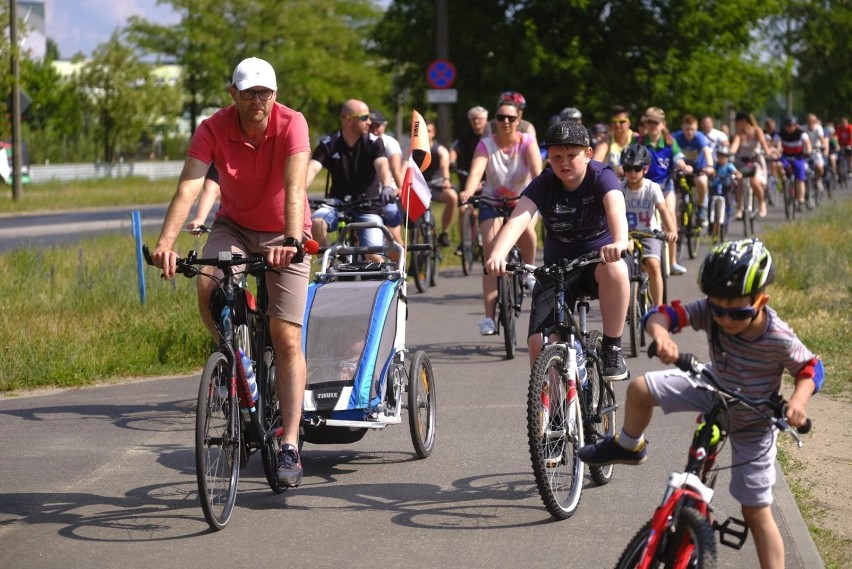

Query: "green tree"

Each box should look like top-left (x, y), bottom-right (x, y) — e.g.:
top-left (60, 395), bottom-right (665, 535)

top-left (765, 0), bottom-right (852, 120)
top-left (126, 0), bottom-right (391, 139)
top-left (73, 31), bottom-right (182, 163)
top-left (20, 47), bottom-right (93, 163)
top-left (374, 0), bottom-right (787, 136)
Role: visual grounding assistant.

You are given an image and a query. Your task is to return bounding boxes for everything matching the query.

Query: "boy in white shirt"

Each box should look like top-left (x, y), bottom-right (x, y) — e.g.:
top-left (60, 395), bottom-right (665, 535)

top-left (620, 143), bottom-right (678, 306)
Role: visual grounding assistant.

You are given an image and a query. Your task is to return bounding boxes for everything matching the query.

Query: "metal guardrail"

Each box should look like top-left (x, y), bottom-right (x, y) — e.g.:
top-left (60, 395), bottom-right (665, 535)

top-left (28, 160), bottom-right (184, 182)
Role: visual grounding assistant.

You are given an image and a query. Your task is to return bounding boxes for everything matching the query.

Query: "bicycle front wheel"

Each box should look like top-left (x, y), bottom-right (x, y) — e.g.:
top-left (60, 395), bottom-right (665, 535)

top-left (687, 207), bottom-right (701, 259)
top-left (459, 208), bottom-right (475, 276)
top-left (628, 279), bottom-right (641, 358)
top-left (615, 506), bottom-right (718, 569)
top-left (196, 351), bottom-right (240, 531)
top-left (527, 345), bottom-right (584, 520)
top-left (498, 275), bottom-right (516, 359)
top-left (410, 222), bottom-right (432, 293)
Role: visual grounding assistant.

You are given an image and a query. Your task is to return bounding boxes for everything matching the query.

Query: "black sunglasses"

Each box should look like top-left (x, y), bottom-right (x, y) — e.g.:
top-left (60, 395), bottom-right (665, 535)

top-left (239, 88), bottom-right (275, 101)
top-left (345, 113), bottom-right (370, 122)
top-left (706, 299), bottom-right (761, 321)
top-left (495, 114), bottom-right (519, 123)
top-left (623, 165), bottom-right (645, 173)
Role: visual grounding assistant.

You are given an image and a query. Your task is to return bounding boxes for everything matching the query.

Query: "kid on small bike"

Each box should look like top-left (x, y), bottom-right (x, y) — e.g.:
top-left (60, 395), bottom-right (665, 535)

top-left (579, 238), bottom-right (824, 569)
top-left (620, 143), bottom-right (678, 307)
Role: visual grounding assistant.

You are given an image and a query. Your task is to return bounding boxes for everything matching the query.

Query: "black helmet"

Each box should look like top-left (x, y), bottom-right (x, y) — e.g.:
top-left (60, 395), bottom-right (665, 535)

top-left (542, 120), bottom-right (590, 147)
top-left (783, 115), bottom-right (797, 127)
top-left (560, 107), bottom-right (582, 121)
top-left (620, 143), bottom-right (651, 167)
top-left (698, 238), bottom-right (775, 298)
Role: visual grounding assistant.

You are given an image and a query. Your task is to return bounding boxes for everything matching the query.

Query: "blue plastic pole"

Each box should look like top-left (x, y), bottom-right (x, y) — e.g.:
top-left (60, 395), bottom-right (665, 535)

top-left (132, 210), bottom-right (147, 305)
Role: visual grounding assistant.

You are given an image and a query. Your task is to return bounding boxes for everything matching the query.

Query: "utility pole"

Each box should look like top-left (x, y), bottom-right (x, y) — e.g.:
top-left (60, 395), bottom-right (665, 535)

top-left (9, 0), bottom-right (24, 200)
top-left (436, 0), bottom-right (450, 147)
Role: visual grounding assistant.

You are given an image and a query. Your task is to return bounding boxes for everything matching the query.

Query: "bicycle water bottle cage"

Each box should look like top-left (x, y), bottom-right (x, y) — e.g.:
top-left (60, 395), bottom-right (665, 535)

top-left (714, 517), bottom-right (749, 550)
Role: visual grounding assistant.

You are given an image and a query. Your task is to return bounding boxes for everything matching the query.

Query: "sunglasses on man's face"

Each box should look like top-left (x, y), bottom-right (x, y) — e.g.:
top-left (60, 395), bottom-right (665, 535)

top-left (611, 118), bottom-right (630, 125)
top-left (495, 114), bottom-right (519, 123)
top-left (623, 165), bottom-right (644, 173)
top-left (706, 297), bottom-right (762, 321)
top-left (239, 89), bottom-right (275, 101)
top-left (346, 113), bottom-right (370, 122)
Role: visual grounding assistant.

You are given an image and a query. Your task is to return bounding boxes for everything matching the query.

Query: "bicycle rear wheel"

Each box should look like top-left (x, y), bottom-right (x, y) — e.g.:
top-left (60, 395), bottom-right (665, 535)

top-left (583, 331), bottom-right (616, 486)
top-left (527, 345), bottom-right (584, 520)
top-left (498, 275), bottom-right (516, 359)
top-left (410, 221), bottom-right (432, 293)
top-left (258, 346), bottom-right (286, 494)
top-left (196, 351), bottom-right (240, 531)
top-left (408, 350), bottom-right (437, 458)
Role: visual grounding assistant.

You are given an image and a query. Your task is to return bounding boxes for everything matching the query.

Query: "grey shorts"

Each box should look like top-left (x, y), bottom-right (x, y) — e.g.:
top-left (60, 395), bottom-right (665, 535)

top-left (203, 216), bottom-right (310, 325)
top-left (639, 236), bottom-right (663, 262)
top-left (644, 368), bottom-right (778, 507)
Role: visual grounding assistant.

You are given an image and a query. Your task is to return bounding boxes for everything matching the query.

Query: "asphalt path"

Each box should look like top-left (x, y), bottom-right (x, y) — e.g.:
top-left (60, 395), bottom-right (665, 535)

top-left (0, 205), bottom-right (172, 252)
top-left (0, 198), bottom-right (824, 568)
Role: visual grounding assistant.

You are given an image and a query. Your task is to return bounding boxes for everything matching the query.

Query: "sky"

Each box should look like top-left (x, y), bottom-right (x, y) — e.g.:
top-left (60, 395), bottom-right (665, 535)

top-left (43, 0), bottom-right (182, 60)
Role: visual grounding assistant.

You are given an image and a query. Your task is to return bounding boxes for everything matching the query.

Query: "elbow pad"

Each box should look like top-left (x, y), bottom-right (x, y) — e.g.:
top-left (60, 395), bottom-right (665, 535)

top-left (642, 300), bottom-right (688, 333)
top-left (797, 357), bottom-right (826, 394)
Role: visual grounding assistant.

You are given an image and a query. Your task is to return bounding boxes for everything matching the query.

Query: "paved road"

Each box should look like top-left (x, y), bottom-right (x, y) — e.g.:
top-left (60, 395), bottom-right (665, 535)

top-left (0, 199), bottom-right (823, 568)
top-left (0, 205), bottom-right (173, 252)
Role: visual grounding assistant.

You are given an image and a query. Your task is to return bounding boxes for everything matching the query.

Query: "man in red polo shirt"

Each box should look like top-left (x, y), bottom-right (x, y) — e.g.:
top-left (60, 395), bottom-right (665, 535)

top-left (151, 56), bottom-right (311, 487)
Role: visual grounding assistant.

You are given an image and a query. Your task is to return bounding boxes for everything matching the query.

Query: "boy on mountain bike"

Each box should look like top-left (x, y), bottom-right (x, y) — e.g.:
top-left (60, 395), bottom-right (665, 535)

top-left (484, 120), bottom-right (630, 380)
top-left (579, 238), bottom-right (824, 569)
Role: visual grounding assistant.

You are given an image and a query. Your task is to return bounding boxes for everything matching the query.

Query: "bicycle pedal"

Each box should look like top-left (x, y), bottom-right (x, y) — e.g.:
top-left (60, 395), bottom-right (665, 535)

top-left (713, 517), bottom-right (749, 550)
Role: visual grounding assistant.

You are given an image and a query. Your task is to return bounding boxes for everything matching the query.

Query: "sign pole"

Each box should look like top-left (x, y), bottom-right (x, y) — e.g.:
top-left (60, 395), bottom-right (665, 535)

top-left (9, 1), bottom-right (23, 201)
top-left (436, 0), bottom-right (450, 148)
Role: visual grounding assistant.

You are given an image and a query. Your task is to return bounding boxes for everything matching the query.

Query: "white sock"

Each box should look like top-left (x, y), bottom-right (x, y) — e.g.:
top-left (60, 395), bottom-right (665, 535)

top-left (617, 429), bottom-right (644, 450)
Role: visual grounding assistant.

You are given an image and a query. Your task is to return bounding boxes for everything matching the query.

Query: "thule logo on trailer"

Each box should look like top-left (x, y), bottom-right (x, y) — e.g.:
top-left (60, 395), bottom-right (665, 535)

top-left (316, 392), bottom-right (339, 399)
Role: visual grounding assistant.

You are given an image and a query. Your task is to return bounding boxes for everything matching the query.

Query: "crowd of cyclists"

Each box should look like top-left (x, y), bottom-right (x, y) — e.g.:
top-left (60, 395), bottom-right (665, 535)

top-left (149, 58), bottom-right (828, 567)
top-left (275, 89), bottom-right (846, 388)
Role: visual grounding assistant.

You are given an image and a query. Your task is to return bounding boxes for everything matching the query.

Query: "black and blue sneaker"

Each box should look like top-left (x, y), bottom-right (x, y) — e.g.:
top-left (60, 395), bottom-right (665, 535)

top-left (578, 435), bottom-right (648, 466)
top-left (276, 444), bottom-right (303, 487)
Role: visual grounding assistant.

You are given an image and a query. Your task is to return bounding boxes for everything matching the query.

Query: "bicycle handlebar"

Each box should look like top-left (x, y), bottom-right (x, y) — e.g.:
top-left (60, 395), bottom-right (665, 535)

top-left (459, 194), bottom-right (521, 209)
top-left (503, 251), bottom-right (607, 277)
top-left (309, 196), bottom-right (382, 210)
top-left (628, 229), bottom-right (667, 241)
top-left (647, 341), bottom-right (812, 442)
top-left (142, 237), bottom-right (318, 278)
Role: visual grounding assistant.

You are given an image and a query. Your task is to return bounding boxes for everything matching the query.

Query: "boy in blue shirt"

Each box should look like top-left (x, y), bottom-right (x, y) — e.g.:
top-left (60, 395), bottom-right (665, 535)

top-left (673, 114), bottom-right (715, 224)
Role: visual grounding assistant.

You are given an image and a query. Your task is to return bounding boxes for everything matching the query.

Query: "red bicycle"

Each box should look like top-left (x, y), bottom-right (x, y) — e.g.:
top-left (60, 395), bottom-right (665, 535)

top-left (614, 343), bottom-right (811, 569)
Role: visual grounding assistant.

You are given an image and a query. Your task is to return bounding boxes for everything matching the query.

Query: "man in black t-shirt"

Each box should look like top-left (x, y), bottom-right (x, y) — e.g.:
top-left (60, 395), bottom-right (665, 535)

top-left (306, 99), bottom-right (395, 258)
top-left (451, 105), bottom-right (488, 190)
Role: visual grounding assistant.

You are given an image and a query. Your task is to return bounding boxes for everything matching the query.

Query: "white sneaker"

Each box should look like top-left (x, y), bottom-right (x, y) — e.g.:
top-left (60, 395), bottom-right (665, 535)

top-left (671, 263), bottom-right (688, 276)
top-left (478, 317), bottom-right (497, 336)
top-left (525, 274), bottom-right (536, 290)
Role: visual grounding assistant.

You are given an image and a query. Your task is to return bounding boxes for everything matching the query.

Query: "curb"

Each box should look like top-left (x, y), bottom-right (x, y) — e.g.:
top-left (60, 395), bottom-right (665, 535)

top-left (774, 461), bottom-right (825, 568)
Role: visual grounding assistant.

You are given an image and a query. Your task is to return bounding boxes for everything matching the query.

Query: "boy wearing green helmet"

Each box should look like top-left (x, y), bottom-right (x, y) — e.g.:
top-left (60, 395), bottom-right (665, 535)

top-left (579, 237), bottom-right (824, 569)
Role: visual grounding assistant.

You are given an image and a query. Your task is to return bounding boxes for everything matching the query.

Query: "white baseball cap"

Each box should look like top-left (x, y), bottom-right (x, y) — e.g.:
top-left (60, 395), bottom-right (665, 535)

top-left (232, 57), bottom-right (277, 91)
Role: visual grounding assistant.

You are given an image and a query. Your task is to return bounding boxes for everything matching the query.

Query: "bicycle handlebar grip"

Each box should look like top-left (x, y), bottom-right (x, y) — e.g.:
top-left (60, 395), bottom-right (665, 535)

top-left (647, 341), bottom-right (697, 372)
top-left (797, 418), bottom-right (813, 435)
top-left (142, 244), bottom-right (154, 266)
